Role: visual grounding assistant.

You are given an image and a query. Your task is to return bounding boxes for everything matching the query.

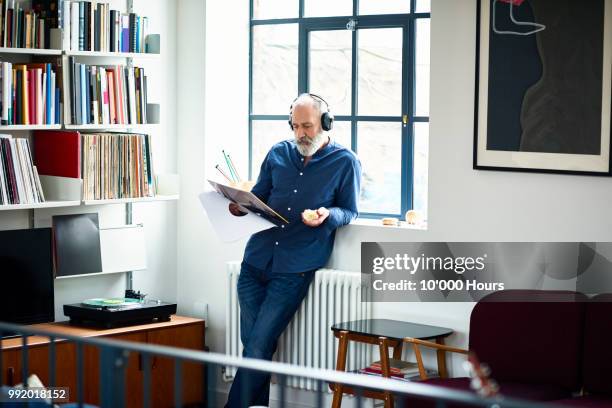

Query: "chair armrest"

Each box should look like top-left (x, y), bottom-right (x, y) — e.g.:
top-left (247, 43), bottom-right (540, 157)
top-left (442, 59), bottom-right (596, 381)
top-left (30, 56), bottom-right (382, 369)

top-left (403, 337), bottom-right (469, 355)
top-left (403, 337), bottom-right (468, 380)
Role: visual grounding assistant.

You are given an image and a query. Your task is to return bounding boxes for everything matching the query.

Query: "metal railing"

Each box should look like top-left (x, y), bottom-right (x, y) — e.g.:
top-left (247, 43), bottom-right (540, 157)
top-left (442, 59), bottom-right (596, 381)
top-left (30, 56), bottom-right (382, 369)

top-left (0, 321), bottom-right (557, 408)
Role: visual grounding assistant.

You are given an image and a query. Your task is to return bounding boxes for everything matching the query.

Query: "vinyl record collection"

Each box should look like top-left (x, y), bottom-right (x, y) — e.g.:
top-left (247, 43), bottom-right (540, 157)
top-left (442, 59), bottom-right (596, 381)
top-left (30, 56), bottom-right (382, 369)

top-left (81, 132), bottom-right (155, 200)
top-left (0, 134), bottom-right (44, 204)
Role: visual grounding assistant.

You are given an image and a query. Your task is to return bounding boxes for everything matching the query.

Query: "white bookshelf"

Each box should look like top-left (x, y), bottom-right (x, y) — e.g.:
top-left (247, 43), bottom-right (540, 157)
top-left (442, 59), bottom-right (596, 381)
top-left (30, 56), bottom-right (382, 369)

top-left (83, 195), bottom-right (179, 205)
top-left (65, 50), bottom-right (160, 59)
top-left (64, 123), bottom-right (156, 130)
top-left (0, 200), bottom-right (81, 211)
top-left (0, 3), bottom-right (169, 212)
top-left (0, 47), bottom-right (62, 55)
top-left (0, 124), bottom-right (62, 130)
top-left (0, 196), bottom-right (178, 210)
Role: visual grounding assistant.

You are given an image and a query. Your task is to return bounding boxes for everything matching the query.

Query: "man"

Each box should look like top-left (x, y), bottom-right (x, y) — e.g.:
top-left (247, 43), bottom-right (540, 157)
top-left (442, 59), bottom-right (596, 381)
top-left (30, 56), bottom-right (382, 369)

top-left (226, 94), bottom-right (361, 407)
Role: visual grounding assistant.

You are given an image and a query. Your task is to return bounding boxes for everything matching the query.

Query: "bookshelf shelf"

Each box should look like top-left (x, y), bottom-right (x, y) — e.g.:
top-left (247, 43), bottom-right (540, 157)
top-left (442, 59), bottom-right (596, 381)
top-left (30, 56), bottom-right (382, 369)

top-left (64, 123), bottom-right (157, 130)
top-left (0, 125), bottom-right (62, 131)
top-left (83, 195), bottom-right (179, 205)
top-left (65, 50), bottom-right (160, 59)
top-left (0, 48), bottom-right (160, 58)
top-left (0, 47), bottom-right (62, 55)
top-left (0, 200), bottom-right (81, 211)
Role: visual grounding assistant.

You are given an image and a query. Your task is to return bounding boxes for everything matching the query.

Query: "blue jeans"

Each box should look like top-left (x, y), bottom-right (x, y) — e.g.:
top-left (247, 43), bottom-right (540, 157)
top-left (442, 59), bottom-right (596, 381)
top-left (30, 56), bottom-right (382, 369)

top-left (225, 261), bottom-right (315, 408)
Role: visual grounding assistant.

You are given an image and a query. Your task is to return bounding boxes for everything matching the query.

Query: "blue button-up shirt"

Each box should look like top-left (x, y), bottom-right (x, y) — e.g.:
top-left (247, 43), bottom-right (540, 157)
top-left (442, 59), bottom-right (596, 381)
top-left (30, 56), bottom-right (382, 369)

top-left (243, 139), bottom-right (361, 273)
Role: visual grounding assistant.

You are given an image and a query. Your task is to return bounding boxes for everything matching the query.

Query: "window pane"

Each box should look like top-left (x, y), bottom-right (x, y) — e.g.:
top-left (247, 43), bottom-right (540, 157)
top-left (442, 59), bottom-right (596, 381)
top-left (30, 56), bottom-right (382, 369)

top-left (253, 0), bottom-right (298, 20)
top-left (357, 122), bottom-right (402, 214)
top-left (309, 30), bottom-right (352, 115)
top-left (251, 120), bottom-right (293, 179)
top-left (413, 122), bottom-right (428, 221)
top-left (331, 121), bottom-right (352, 151)
top-left (415, 19), bottom-right (430, 116)
top-left (415, 0), bottom-right (431, 13)
top-left (252, 24), bottom-right (298, 114)
top-left (305, 0), bottom-right (352, 17)
top-left (357, 28), bottom-right (402, 116)
top-left (359, 0), bottom-right (409, 15)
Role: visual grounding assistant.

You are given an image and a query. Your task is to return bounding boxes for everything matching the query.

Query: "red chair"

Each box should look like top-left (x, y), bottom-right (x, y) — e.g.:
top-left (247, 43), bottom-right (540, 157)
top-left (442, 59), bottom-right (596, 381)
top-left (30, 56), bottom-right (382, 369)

top-left (554, 293), bottom-right (612, 407)
top-left (403, 290), bottom-right (588, 407)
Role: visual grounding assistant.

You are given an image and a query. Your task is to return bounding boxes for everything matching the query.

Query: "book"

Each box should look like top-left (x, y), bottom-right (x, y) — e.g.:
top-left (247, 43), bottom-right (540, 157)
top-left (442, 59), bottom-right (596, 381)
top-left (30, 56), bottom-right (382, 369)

top-left (369, 359), bottom-right (420, 375)
top-left (68, 61), bottom-right (147, 125)
top-left (358, 359), bottom-right (438, 382)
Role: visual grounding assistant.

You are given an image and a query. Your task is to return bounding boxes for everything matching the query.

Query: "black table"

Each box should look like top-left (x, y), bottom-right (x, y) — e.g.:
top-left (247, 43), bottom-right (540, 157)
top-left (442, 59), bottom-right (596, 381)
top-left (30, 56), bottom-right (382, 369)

top-left (330, 319), bottom-right (454, 408)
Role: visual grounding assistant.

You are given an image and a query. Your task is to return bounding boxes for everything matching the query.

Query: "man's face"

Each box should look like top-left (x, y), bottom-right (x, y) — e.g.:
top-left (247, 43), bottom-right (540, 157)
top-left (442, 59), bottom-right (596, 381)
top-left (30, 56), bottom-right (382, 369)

top-left (291, 104), bottom-right (326, 156)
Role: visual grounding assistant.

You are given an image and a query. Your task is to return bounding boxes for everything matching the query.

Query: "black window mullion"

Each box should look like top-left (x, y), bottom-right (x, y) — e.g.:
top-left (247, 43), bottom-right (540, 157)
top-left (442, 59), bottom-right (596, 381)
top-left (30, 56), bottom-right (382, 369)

top-left (353, 0), bottom-right (359, 154)
top-left (401, 18), bottom-right (415, 215)
top-left (248, 0), bottom-right (254, 179)
top-left (298, 23), bottom-right (308, 95)
top-left (351, 25), bottom-right (358, 153)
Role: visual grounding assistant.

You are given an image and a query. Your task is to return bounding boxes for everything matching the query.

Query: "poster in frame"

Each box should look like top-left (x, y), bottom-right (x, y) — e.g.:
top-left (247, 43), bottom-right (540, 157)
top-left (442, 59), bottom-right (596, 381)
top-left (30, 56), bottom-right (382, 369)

top-left (474, 0), bottom-right (612, 176)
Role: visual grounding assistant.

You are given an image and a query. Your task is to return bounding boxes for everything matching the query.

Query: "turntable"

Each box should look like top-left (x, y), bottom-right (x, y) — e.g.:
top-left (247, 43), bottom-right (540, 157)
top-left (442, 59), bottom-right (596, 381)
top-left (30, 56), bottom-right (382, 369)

top-left (64, 297), bottom-right (177, 328)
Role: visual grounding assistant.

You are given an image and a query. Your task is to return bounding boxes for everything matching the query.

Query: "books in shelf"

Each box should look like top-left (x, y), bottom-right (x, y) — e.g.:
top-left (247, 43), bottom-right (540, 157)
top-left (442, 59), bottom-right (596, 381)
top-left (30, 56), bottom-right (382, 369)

top-left (0, 62), bottom-right (60, 125)
top-left (0, 134), bottom-right (44, 204)
top-left (0, 0), bottom-right (59, 49)
top-left (62, 0), bottom-right (149, 53)
top-left (68, 58), bottom-right (147, 126)
top-left (358, 359), bottom-right (438, 382)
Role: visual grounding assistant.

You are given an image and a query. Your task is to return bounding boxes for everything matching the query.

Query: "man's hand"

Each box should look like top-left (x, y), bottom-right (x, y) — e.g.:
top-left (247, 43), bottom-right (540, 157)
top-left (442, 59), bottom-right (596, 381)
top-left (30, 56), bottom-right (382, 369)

top-left (229, 202), bottom-right (247, 216)
top-left (302, 207), bottom-right (329, 227)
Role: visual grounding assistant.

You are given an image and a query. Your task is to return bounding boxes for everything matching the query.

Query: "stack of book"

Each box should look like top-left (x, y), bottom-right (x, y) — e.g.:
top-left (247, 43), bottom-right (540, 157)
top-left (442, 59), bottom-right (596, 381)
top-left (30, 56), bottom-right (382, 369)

top-left (68, 59), bottom-right (147, 125)
top-left (0, 62), bottom-right (60, 125)
top-left (0, 134), bottom-right (44, 204)
top-left (358, 359), bottom-right (438, 382)
top-left (81, 132), bottom-right (155, 200)
top-left (1, 0), bottom-right (59, 49)
top-left (62, 0), bottom-right (149, 53)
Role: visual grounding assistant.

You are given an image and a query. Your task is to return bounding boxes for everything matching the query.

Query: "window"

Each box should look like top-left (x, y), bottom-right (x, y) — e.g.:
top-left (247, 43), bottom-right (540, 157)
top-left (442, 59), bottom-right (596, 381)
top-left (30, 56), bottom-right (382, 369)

top-left (249, 0), bottom-right (430, 219)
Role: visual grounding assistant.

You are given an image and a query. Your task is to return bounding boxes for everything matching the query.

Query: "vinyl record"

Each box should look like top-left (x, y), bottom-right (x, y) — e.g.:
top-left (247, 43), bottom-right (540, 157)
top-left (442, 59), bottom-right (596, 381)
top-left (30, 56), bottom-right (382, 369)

top-left (82, 298), bottom-right (141, 308)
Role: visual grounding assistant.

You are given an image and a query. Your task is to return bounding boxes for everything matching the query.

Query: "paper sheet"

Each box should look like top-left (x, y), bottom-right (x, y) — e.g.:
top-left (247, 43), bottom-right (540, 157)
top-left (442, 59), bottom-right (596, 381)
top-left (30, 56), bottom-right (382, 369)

top-left (198, 191), bottom-right (276, 242)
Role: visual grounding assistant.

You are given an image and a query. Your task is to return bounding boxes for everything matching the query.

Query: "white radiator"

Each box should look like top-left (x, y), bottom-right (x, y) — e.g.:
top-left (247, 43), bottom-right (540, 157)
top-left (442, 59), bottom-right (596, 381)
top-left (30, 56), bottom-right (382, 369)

top-left (224, 261), bottom-right (371, 390)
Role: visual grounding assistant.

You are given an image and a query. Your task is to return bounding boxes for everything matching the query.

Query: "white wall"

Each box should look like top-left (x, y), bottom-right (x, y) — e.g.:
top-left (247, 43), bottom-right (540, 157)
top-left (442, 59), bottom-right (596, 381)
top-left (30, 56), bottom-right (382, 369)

top-left (0, 0), bottom-right (179, 320)
top-left (176, 0), bottom-right (612, 400)
top-left (176, 0), bottom-right (249, 349)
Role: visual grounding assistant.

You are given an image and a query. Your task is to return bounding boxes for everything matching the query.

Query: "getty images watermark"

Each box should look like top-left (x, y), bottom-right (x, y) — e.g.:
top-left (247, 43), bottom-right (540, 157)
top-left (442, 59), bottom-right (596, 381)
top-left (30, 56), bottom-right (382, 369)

top-left (360, 242), bottom-right (612, 302)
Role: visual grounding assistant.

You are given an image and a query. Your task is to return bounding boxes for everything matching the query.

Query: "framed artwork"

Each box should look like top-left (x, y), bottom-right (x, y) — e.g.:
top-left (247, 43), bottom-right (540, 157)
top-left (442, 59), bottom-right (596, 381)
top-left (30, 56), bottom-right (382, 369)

top-left (474, 0), bottom-right (612, 175)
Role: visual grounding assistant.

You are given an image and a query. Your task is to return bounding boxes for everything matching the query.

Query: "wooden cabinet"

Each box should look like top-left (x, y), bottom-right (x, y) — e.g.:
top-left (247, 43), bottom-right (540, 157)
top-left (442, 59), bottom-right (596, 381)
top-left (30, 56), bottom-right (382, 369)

top-left (1, 316), bottom-right (205, 408)
top-left (147, 324), bottom-right (205, 408)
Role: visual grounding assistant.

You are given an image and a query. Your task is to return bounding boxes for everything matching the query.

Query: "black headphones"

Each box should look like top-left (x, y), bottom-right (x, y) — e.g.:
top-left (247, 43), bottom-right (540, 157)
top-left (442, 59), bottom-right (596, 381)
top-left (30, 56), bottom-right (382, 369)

top-left (288, 93), bottom-right (334, 132)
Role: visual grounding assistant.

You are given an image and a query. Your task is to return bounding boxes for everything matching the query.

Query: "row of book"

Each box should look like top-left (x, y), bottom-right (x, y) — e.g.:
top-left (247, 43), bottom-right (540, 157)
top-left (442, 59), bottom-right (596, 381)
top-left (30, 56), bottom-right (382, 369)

top-left (62, 1), bottom-right (149, 53)
top-left (0, 62), bottom-right (60, 125)
top-left (69, 59), bottom-right (148, 125)
top-left (33, 130), bottom-right (156, 201)
top-left (0, 134), bottom-right (44, 205)
top-left (1, 0), bottom-right (59, 49)
top-left (358, 359), bottom-right (438, 382)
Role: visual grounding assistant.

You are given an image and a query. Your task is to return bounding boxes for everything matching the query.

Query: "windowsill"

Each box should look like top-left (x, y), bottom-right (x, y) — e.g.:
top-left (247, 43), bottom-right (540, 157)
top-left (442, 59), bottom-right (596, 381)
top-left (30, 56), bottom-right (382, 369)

top-left (349, 217), bottom-right (428, 231)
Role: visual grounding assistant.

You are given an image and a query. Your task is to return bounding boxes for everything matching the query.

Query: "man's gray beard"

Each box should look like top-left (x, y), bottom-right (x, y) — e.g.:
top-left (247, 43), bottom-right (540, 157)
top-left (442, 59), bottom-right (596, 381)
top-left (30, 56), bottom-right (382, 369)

top-left (296, 132), bottom-right (326, 156)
